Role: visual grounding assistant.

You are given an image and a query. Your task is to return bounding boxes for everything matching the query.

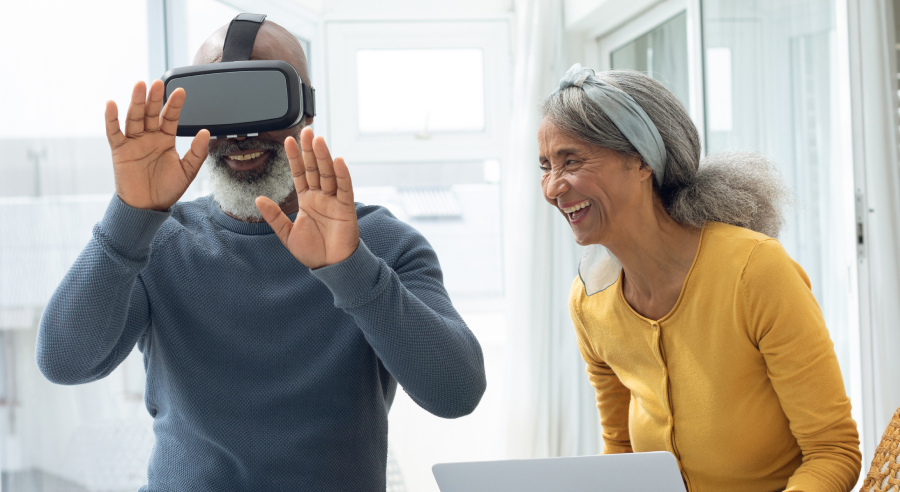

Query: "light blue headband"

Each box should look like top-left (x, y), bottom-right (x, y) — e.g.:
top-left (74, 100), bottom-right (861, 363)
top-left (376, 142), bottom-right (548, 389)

top-left (553, 64), bottom-right (669, 295)
top-left (553, 63), bottom-right (667, 187)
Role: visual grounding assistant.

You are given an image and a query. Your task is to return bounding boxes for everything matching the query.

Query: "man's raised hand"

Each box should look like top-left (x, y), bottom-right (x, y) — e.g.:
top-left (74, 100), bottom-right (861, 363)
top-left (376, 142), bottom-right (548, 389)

top-left (106, 80), bottom-right (209, 211)
top-left (255, 128), bottom-right (360, 269)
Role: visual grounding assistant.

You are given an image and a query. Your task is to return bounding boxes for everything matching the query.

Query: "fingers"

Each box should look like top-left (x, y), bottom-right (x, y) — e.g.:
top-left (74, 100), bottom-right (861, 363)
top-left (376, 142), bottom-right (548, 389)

top-left (181, 129), bottom-right (210, 180)
top-left (145, 80), bottom-right (164, 133)
top-left (333, 157), bottom-right (355, 206)
top-left (300, 127), bottom-right (320, 191)
top-left (285, 136), bottom-right (308, 194)
top-left (124, 81), bottom-right (147, 137)
top-left (312, 136), bottom-right (337, 195)
top-left (297, 127), bottom-right (340, 196)
top-left (105, 100), bottom-right (125, 149)
top-left (256, 196), bottom-right (293, 249)
top-left (159, 88), bottom-right (185, 136)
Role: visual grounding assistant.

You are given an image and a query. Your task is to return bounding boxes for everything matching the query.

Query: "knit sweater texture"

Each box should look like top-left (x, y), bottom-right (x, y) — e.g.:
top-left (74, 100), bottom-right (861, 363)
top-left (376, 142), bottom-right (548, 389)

top-left (36, 194), bottom-right (486, 491)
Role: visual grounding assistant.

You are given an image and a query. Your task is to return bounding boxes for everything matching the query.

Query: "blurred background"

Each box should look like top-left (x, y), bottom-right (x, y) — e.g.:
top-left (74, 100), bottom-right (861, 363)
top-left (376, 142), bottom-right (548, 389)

top-left (2, 0), bottom-right (900, 490)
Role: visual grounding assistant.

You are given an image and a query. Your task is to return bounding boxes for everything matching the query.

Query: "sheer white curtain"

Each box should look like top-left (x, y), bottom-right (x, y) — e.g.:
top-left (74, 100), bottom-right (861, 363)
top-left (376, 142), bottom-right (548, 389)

top-left (501, 0), bottom-right (601, 460)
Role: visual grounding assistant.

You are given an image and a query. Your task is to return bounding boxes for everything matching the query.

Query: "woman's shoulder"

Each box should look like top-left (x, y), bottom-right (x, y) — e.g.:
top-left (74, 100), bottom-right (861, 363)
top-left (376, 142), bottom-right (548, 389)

top-left (569, 274), bottom-right (621, 322)
top-left (701, 222), bottom-right (785, 270)
top-left (702, 222), bottom-right (809, 293)
top-left (703, 221), bottom-right (772, 244)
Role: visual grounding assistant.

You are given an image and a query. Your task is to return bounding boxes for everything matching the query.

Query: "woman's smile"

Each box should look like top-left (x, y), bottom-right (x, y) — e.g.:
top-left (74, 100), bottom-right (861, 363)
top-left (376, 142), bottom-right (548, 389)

top-left (560, 199), bottom-right (592, 224)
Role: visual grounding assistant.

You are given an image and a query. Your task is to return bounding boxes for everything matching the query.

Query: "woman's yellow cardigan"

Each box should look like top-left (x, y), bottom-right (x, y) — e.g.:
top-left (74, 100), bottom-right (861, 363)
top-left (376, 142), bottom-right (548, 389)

top-left (569, 222), bottom-right (861, 491)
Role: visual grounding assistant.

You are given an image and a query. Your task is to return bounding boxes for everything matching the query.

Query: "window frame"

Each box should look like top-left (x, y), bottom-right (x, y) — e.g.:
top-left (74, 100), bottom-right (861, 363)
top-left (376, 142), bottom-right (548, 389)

top-left (324, 20), bottom-right (511, 164)
top-left (595, 0), bottom-right (706, 150)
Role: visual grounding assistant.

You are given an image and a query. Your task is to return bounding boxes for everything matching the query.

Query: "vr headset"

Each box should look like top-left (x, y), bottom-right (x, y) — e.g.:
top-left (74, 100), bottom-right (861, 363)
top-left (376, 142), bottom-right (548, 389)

top-left (161, 13), bottom-right (316, 139)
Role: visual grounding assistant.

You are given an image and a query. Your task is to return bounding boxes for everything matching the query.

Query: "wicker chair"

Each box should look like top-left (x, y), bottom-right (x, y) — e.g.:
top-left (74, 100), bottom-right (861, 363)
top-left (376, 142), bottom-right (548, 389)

top-left (862, 406), bottom-right (900, 492)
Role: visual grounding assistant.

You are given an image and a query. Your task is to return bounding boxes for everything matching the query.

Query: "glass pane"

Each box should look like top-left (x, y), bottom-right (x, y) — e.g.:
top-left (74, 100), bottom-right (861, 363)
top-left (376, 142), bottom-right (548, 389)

top-left (896, 0), bottom-right (900, 71)
top-left (351, 159), bottom-right (504, 306)
top-left (350, 48), bottom-right (501, 492)
top-left (0, 1), bottom-right (152, 490)
top-left (705, 47), bottom-right (733, 131)
top-left (701, 0), bottom-right (855, 389)
top-left (356, 49), bottom-right (486, 133)
top-left (611, 12), bottom-right (690, 110)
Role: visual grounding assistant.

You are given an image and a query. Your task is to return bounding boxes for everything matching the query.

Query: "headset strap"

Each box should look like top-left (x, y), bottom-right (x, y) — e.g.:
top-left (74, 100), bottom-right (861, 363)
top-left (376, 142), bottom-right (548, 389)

top-left (222, 13), bottom-right (315, 120)
top-left (221, 13), bottom-right (267, 62)
top-left (303, 85), bottom-right (316, 118)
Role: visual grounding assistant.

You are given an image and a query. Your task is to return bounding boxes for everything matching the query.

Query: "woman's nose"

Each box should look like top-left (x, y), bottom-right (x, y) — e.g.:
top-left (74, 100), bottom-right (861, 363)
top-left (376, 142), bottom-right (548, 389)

top-left (543, 172), bottom-right (569, 200)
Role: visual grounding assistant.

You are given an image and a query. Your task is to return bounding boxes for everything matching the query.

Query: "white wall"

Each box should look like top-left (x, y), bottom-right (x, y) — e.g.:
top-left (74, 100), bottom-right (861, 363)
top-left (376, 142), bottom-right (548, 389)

top-left (292, 0), bottom-right (324, 13)
top-left (319, 0), bottom-right (513, 20)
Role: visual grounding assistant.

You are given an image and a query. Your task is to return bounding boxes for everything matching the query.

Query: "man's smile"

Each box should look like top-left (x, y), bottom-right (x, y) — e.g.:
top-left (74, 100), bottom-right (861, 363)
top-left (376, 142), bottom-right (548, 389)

top-left (224, 149), bottom-right (270, 171)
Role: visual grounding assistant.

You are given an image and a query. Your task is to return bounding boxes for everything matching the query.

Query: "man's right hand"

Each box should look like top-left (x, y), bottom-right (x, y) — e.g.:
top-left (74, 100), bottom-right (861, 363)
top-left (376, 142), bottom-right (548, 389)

top-left (105, 80), bottom-right (210, 211)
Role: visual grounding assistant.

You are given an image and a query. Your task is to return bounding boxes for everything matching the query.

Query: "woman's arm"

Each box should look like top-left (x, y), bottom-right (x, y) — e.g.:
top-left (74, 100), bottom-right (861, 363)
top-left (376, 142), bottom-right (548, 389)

top-left (570, 281), bottom-right (632, 454)
top-left (742, 239), bottom-right (862, 491)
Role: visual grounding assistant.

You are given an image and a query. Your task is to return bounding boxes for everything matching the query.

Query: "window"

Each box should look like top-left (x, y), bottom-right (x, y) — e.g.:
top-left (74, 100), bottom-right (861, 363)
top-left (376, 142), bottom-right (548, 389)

top-left (356, 49), bottom-right (486, 134)
top-left (0, 1), bottom-right (153, 489)
top-left (596, 0), bottom-right (864, 471)
top-left (610, 11), bottom-right (691, 109)
top-left (325, 20), bottom-right (511, 492)
top-left (704, 47), bottom-right (733, 132)
top-left (597, 0), bottom-right (705, 132)
top-left (326, 21), bottom-right (510, 162)
top-left (700, 0), bottom-right (858, 387)
top-left (700, 0), bottom-right (863, 462)
top-left (0, 1), bottom-right (320, 490)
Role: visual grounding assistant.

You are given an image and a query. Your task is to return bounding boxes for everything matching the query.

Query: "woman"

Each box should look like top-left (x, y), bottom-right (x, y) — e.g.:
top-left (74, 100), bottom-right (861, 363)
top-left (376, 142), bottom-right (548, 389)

top-left (539, 64), bottom-right (861, 491)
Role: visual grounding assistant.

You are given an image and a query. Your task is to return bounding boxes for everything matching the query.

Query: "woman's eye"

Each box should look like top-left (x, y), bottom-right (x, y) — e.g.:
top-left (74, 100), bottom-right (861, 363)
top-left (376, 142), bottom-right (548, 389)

top-left (565, 160), bottom-right (579, 166)
top-left (539, 164), bottom-right (551, 173)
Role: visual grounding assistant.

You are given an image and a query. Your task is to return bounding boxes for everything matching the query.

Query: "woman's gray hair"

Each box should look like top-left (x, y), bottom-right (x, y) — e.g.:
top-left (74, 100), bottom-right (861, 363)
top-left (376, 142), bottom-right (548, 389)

top-left (541, 70), bottom-right (791, 238)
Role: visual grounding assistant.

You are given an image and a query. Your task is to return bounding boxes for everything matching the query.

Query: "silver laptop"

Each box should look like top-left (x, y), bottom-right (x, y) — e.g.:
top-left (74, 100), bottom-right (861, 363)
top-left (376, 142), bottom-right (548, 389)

top-left (433, 451), bottom-right (686, 492)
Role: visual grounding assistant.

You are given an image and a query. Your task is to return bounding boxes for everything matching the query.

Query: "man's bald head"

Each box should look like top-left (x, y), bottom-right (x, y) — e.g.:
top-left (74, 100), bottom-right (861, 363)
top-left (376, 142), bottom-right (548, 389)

top-left (193, 20), bottom-right (311, 86)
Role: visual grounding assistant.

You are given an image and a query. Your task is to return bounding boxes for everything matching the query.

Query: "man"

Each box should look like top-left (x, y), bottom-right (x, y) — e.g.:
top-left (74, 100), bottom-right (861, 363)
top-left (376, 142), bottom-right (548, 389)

top-left (36, 19), bottom-right (486, 491)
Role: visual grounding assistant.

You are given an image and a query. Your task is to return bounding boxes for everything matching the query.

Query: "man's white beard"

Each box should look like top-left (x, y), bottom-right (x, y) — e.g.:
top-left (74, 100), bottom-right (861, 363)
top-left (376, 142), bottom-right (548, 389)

top-left (207, 146), bottom-right (294, 221)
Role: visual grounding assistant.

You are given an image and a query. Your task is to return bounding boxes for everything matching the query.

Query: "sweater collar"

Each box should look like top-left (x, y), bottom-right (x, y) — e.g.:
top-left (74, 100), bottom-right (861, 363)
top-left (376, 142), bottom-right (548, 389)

top-left (206, 195), bottom-right (298, 236)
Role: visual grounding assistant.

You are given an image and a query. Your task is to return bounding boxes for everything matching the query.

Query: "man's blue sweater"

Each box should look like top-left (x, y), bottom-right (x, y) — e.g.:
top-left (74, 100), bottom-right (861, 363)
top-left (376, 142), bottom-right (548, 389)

top-left (36, 194), bottom-right (486, 491)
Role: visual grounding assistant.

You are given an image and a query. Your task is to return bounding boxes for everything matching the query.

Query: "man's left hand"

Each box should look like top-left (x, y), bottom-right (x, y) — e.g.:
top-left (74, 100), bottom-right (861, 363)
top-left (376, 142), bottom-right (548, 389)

top-left (256, 127), bottom-right (359, 269)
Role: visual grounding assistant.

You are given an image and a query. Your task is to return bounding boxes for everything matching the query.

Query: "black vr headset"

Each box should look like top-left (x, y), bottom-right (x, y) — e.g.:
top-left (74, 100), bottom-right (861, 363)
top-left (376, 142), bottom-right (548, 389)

top-left (161, 13), bottom-right (316, 139)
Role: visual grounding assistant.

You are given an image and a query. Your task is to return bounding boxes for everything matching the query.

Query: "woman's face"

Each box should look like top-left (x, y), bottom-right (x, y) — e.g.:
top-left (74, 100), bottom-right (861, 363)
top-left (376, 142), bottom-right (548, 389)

top-left (538, 118), bottom-right (653, 246)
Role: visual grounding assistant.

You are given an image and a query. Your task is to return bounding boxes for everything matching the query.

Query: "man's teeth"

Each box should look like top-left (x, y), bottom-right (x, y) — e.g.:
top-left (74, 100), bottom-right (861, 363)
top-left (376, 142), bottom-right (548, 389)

top-left (227, 151), bottom-right (264, 161)
top-left (561, 201), bottom-right (591, 214)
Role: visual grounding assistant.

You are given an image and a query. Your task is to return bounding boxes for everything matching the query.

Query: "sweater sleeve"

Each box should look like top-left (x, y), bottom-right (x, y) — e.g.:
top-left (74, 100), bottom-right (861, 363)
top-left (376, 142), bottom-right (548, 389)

top-left (310, 232), bottom-right (486, 419)
top-left (741, 239), bottom-right (862, 491)
top-left (569, 278), bottom-right (633, 454)
top-left (36, 194), bottom-right (167, 385)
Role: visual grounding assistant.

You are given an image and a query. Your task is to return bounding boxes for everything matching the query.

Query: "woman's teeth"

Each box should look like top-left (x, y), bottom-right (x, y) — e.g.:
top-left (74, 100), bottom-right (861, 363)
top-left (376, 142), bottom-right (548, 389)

top-left (227, 151), bottom-right (264, 161)
top-left (561, 200), bottom-right (591, 213)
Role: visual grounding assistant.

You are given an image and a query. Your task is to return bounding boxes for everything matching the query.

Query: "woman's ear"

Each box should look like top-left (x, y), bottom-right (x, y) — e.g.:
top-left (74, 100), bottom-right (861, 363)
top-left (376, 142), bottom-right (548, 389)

top-left (632, 156), bottom-right (654, 182)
